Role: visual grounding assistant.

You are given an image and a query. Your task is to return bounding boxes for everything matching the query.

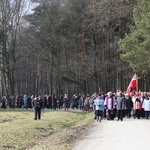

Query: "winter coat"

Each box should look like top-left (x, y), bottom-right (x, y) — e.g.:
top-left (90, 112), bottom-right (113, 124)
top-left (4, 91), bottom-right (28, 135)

top-left (84, 98), bottom-right (89, 107)
top-left (23, 95), bottom-right (27, 105)
top-left (78, 98), bottom-right (83, 107)
top-left (116, 96), bottom-right (125, 110)
top-left (32, 98), bottom-right (43, 109)
top-left (94, 98), bottom-right (104, 111)
top-left (63, 98), bottom-right (68, 107)
top-left (125, 97), bottom-right (133, 110)
top-left (89, 99), bottom-right (94, 108)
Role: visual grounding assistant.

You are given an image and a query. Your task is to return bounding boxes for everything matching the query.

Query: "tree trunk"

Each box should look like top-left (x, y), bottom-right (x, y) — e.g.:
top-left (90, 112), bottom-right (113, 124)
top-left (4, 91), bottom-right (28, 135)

top-left (81, 32), bottom-right (87, 94)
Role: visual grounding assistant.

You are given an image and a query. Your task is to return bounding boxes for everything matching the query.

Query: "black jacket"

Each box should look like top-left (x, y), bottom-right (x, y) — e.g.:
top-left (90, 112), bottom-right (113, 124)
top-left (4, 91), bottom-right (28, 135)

top-left (125, 97), bottom-right (133, 109)
top-left (32, 98), bottom-right (43, 109)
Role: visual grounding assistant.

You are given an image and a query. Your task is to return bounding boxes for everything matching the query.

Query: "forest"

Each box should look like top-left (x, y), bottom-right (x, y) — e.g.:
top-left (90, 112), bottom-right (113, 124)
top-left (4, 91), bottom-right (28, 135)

top-left (0, 0), bottom-right (150, 98)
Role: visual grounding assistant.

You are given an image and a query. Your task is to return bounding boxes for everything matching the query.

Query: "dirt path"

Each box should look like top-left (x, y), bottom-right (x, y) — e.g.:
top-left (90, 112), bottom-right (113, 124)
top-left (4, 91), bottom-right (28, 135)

top-left (72, 118), bottom-right (150, 150)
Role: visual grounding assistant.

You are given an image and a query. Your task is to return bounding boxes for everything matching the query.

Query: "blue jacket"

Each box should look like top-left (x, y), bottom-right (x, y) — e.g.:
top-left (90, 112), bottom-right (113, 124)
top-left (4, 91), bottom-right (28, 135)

top-left (23, 95), bottom-right (27, 104)
top-left (63, 98), bottom-right (68, 107)
top-left (94, 98), bottom-right (104, 111)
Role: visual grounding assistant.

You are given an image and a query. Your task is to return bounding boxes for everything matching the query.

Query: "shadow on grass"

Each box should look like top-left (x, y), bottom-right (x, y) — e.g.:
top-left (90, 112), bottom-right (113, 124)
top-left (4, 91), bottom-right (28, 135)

top-left (35, 123), bottom-right (54, 132)
top-left (60, 120), bottom-right (76, 128)
top-left (2, 145), bottom-right (16, 149)
top-left (0, 119), bottom-right (12, 123)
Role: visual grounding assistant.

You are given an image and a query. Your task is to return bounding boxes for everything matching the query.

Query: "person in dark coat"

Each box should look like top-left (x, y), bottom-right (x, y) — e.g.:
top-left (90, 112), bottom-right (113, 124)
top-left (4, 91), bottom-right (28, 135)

top-left (10, 96), bottom-right (15, 109)
top-left (43, 95), bottom-right (47, 109)
top-left (56, 96), bottom-right (61, 109)
top-left (125, 94), bottom-right (133, 118)
top-left (116, 92), bottom-right (125, 121)
top-left (16, 95), bottom-right (21, 108)
top-left (59, 95), bottom-right (63, 108)
top-left (71, 94), bottom-right (76, 109)
top-left (52, 94), bottom-right (57, 110)
top-left (1, 96), bottom-right (7, 109)
top-left (27, 96), bottom-right (32, 108)
top-left (32, 96), bottom-right (43, 120)
top-left (72, 95), bottom-right (78, 109)
top-left (140, 92), bottom-right (145, 118)
top-left (63, 94), bottom-right (69, 111)
top-left (46, 95), bottom-right (51, 109)
top-left (9, 96), bottom-right (12, 108)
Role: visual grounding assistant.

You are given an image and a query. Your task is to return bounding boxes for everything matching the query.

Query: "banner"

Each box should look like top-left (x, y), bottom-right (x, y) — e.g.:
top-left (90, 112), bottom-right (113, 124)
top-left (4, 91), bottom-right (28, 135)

top-left (126, 73), bottom-right (137, 95)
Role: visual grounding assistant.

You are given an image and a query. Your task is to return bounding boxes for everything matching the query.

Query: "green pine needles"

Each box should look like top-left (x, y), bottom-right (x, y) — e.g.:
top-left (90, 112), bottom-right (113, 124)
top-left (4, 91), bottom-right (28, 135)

top-left (118, 0), bottom-right (150, 73)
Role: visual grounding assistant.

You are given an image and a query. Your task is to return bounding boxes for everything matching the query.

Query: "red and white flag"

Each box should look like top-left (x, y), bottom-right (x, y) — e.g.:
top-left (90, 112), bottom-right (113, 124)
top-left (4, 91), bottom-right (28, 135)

top-left (126, 73), bottom-right (137, 95)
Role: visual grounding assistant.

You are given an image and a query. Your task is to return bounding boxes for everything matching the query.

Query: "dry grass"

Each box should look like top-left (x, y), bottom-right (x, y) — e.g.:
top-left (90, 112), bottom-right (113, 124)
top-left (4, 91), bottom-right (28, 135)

top-left (0, 109), bottom-right (93, 150)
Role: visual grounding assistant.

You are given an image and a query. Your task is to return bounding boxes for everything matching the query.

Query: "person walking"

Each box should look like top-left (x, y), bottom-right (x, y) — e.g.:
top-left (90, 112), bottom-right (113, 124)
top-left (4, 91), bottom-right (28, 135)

top-left (104, 92), bottom-right (115, 120)
top-left (84, 95), bottom-right (90, 112)
top-left (78, 95), bottom-right (83, 110)
top-left (94, 94), bottom-right (105, 122)
top-left (32, 96), bottom-right (43, 120)
top-left (52, 94), bottom-right (57, 110)
top-left (142, 94), bottom-right (150, 119)
top-left (116, 91), bottom-right (125, 121)
top-left (1, 96), bottom-right (7, 109)
top-left (140, 92), bottom-right (145, 118)
top-left (63, 94), bottom-right (69, 111)
top-left (133, 94), bottom-right (142, 119)
top-left (125, 94), bottom-right (133, 118)
top-left (21, 95), bottom-right (27, 109)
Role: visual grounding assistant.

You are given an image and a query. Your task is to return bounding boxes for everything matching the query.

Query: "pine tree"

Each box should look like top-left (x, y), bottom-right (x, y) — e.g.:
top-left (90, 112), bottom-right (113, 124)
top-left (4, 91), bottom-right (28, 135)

top-left (118, 0), bottom-right (150, 73)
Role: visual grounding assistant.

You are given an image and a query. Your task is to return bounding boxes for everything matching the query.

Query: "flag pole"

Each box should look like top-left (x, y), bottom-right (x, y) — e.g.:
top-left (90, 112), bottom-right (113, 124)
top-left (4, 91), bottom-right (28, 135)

top-left (136, 73), bottom-right (138, 93)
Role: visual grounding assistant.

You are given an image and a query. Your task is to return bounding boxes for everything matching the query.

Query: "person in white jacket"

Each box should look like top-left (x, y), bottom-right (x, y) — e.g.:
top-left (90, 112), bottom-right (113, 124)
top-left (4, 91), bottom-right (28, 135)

top-left (142, 94), bottom-right (150, 119)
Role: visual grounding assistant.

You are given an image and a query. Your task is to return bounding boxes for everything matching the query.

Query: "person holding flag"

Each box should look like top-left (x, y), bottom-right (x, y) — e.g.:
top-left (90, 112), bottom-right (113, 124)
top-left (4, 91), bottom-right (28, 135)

top-left (126, 73), bottom-right (141, 119)
top-left (132, 91), bottom-right (142, 119)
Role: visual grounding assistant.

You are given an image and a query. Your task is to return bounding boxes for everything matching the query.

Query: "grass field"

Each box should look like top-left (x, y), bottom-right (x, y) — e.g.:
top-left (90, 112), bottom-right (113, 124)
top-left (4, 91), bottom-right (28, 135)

top-left (0, 109), bottom-right (93, 150)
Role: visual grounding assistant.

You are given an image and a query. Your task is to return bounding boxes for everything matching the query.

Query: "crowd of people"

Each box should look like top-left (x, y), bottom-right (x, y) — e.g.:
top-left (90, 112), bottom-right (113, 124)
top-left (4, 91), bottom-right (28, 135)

top-left (0, 94), bottom-right (69, 120)
top-left (93, 90), bottom-right (150, 122)
top-left (69, 90), bottom-right (150, 122)
top-left (0, 94), bottom-right (65, 110)
top-left (1, 90), bottom-right (150, 121)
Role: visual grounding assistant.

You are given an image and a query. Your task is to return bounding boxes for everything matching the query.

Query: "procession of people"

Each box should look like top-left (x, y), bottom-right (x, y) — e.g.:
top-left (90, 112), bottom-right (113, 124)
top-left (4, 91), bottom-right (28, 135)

top-left (1, 90), bottom-right (150, 121)
top-left (93, 90), bottom-right (150, 122)
top-left (70, 90), bottom-right (150, 122)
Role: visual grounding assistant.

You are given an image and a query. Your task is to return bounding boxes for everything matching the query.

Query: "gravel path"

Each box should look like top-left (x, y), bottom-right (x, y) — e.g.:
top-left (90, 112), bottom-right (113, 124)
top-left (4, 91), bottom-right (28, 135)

top-left (72, 118), bottom-right (150, 150)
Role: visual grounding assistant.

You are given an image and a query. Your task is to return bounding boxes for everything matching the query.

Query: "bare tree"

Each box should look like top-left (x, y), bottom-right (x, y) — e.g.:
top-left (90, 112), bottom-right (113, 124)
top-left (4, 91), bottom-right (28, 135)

top-left (0, 0), bottom-right (31, 97)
